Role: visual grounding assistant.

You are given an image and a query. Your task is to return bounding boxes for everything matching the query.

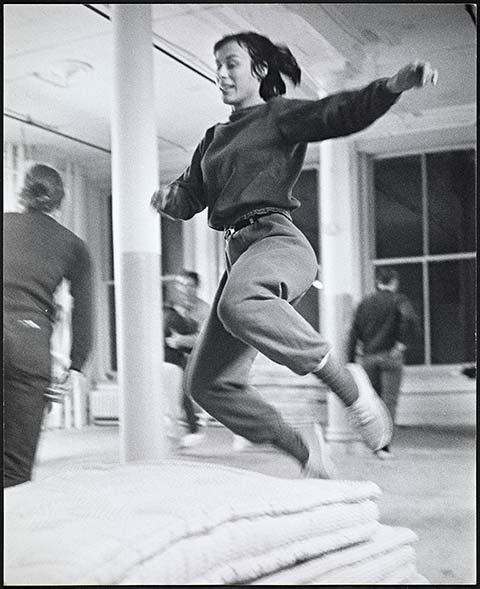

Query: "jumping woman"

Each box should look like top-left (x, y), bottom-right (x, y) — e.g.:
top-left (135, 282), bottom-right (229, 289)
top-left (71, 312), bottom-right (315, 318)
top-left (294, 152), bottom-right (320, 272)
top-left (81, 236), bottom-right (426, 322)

top-left (151, 32), bottom-right (437, 478)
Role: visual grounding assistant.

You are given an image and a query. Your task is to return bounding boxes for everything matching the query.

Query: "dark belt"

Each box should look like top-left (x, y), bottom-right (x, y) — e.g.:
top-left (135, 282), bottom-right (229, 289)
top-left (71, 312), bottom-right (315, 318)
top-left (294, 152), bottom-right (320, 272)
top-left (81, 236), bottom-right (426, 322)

top-left (224, 210), bottom-right (290, 238)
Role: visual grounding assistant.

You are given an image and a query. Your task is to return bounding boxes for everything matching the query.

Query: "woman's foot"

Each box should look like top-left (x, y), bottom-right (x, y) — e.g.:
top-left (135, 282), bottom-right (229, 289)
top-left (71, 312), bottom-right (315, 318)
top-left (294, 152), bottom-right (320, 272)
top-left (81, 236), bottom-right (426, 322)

top-left (301, 424), bottom-right (337, 479)
top-left (375, 445), bottom-right (394, 460)
top-left (178, 431), bottom-right (206, 449)
top-left (346, 364), bottom-right (393, 452)
top-left (232, 434), bottom-right (253, 452)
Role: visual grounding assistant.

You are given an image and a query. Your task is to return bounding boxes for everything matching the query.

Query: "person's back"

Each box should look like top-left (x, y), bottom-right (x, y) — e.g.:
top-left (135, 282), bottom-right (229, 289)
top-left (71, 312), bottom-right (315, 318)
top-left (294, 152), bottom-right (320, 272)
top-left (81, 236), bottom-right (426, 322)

top-left (347, 268), bottom-right (419, 459)
top-left (351, 289), bottom-right (413, 357)
top-left (4, 211), bottom-right (91, 327)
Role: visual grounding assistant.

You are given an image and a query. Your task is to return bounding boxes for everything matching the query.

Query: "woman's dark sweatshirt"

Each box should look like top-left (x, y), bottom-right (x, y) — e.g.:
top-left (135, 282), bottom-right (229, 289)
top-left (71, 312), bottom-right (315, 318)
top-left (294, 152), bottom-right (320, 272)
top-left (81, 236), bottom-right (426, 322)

top-left (4, 211), bottom-right (93, 372)
top-left (156, 78), bottom-right (402, 230)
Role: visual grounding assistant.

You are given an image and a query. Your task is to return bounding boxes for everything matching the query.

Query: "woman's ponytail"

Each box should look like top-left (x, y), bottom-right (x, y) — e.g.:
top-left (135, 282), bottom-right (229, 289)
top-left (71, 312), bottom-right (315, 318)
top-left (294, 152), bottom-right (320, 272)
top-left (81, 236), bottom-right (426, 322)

top-left (260, 43), bottom-right (301, 101)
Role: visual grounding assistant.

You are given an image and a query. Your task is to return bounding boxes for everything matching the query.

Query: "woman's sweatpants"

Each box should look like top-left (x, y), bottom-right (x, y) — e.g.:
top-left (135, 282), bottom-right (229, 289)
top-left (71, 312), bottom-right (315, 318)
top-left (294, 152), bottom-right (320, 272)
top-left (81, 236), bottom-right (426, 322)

top-left (3, 316), bottom-right (51, 488)
top-left (184, 213), bottom-right (330, 447)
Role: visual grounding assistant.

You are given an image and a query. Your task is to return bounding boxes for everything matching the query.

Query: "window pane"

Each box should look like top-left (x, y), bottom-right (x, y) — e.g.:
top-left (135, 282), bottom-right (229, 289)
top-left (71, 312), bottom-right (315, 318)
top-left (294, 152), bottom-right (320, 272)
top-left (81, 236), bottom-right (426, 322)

top-left (429, 259), bottom-right (476, 364)
top-left (383, 263), bottom-right (425, 365)
top-left (373, 156), bottom-right (423, 258)
top-left (426, 150), bottom-right (476, 255)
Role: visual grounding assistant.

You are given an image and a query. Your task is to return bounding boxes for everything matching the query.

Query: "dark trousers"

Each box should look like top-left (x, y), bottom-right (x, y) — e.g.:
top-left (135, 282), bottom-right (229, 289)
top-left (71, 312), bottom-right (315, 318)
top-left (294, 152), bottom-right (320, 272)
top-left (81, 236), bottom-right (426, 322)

top-left (3, 316), bottom-right (51, 488)
top-left (184, 213), bottom-right (330, 444)
top-left (361, 351), bottom-right (404, 425)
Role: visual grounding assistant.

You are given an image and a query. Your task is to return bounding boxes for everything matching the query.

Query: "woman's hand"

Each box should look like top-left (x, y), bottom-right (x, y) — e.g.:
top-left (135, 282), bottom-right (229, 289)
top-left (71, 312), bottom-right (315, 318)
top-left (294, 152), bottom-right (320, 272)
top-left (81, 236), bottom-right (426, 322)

top-left (386, 61), bottom-right (438, 93)
top-left (165, 330), bottom-right (182, 349)
top-left (166, 330), bottom-right (195, 351)
top-left (45, 368), bottom-right (72, 404)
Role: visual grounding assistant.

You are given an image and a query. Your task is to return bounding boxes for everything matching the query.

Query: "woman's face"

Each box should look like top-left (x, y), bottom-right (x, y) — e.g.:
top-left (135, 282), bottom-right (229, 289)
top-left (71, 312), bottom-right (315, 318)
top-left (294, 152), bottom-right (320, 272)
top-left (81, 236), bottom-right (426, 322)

top-left (214, 40), bottom-right (264, 110)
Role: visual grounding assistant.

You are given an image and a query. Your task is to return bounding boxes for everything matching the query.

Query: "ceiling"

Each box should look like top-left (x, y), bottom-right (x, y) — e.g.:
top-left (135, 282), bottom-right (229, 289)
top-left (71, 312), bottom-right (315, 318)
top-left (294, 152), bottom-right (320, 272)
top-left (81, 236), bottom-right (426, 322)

top-left (3, 3), bottom-right (477, 185)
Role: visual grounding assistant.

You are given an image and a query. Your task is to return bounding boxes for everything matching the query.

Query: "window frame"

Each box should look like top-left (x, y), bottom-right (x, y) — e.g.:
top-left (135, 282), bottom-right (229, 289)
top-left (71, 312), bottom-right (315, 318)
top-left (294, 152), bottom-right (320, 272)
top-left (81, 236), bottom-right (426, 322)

top-left (361, 143), bottom-right (476, 367)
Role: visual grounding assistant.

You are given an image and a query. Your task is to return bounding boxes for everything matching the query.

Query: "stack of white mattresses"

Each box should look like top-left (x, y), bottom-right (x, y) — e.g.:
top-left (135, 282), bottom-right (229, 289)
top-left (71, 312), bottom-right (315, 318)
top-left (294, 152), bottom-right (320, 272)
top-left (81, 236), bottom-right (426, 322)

top-left (4, 461), bottom-right (428, 585)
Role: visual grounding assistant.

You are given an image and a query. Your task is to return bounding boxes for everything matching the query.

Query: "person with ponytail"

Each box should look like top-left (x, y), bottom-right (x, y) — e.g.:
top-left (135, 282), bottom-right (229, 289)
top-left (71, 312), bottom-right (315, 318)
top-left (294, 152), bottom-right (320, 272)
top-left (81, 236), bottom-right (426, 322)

top-left (3, 163), bottom-right (93, 487)
top-left (151, 31), bottom-right (438, 478)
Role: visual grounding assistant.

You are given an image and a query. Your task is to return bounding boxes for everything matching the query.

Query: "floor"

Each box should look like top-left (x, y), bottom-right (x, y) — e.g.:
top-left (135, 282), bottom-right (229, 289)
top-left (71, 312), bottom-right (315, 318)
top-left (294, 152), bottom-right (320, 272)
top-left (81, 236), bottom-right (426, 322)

top-left (32, 421), bottom-right (476, 585)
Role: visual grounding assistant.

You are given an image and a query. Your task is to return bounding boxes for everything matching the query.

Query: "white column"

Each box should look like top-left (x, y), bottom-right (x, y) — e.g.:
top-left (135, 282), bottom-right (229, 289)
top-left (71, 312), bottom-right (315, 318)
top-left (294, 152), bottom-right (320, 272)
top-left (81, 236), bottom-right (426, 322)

top-left (319, 139), bottom-right (363, 450)
top-left (111, 4), bottom-right (168, 461)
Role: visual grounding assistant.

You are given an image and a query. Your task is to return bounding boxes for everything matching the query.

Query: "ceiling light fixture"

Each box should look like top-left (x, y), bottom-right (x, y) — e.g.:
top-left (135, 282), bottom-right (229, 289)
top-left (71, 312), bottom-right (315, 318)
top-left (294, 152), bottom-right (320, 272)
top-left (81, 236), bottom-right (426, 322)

top-left (32, 59), bottom-right (93, 89)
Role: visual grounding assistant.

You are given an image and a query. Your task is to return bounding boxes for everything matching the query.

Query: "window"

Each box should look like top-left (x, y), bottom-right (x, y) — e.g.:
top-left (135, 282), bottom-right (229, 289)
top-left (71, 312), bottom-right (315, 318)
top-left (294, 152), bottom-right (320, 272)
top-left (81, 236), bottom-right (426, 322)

top-left (429, 259), bottom-right (476, 364)
top-left (374, 155), bottom-right (423, 258)
top-left (381, 263), bottom-right (425, 365)
top-left (371, 148), bottom-right (476, 365)
top-left (426, 151), bottom-right (476, 255)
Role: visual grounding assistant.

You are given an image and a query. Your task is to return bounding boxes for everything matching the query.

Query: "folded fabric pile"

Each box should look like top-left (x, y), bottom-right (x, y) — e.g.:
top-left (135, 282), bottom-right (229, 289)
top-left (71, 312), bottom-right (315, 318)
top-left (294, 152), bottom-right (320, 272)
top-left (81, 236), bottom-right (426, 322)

top-left (4, 461), bottom-right (428, 585)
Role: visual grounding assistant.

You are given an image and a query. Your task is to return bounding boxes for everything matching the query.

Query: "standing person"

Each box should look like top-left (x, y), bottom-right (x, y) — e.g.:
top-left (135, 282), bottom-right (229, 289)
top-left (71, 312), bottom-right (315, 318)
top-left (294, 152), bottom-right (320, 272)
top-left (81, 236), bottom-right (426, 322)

top-left (3, 163), bottom-right (93, 487)
top-left (347, 268), bottom-right (420, 459)
top-left (163, 270), bottom-right (210, 448)
top-left (151, 31), bottom-right (437, 478)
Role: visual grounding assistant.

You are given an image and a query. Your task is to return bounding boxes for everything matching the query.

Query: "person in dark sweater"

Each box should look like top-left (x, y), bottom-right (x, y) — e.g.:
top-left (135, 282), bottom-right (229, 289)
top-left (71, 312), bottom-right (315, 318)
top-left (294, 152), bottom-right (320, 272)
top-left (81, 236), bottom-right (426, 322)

top-left (151, 31), bottom-right (437, 478)
top-left (347, 268), bottom-right (420, 459)
top-left (3, 163), bottom-right (93, 487)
